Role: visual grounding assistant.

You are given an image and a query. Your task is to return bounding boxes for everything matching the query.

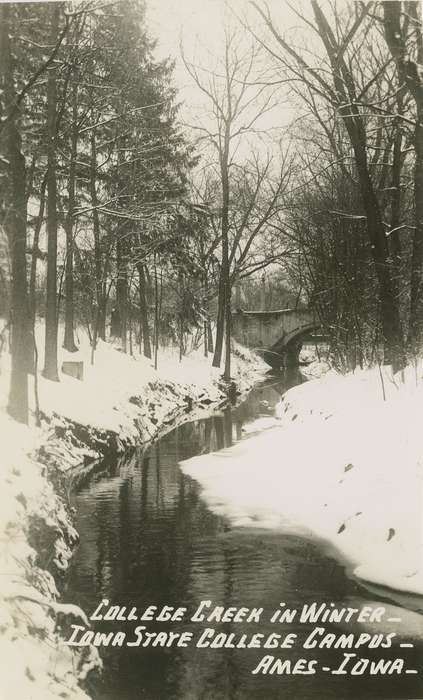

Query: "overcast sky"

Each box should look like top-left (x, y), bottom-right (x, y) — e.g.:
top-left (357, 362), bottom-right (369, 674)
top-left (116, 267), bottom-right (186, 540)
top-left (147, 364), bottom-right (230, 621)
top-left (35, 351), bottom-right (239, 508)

top-left (147, 0), bottom-right (243, 73)
top-left (146, 0), bottom-right (301, 156)
top-left (147, 0), bottom-right (254, 109)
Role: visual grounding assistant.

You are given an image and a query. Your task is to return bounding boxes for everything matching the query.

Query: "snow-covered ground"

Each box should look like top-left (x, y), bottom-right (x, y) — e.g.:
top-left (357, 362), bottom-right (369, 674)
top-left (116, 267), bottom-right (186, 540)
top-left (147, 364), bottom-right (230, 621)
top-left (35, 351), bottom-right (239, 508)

top-left (181, 363), bottom-right (423, 597)
top-left (4, 325), bottom-right (421, 698)
top-left (1, 325), bottom-right (267, 470)
top-left (0, 401), bottom-right (100, 700)
top-left (0, 324), bottom-right (267, 700)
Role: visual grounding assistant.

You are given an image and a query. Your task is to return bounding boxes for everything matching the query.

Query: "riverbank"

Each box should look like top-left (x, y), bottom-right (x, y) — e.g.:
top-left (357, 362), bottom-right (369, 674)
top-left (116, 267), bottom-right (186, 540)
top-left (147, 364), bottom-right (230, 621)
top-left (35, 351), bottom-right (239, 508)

top-left (277, 363), bottom-right (423, 596)
top-left (181, 362), bottom-right (423, 600)
top-left (0, 329), bottom-right (267, 700)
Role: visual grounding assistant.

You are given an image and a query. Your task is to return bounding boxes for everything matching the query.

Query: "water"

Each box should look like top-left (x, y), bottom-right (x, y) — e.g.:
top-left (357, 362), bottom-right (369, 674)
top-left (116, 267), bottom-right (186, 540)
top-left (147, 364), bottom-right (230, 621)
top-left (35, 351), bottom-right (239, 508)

top-left (66, 373), bottom-right (423, 700)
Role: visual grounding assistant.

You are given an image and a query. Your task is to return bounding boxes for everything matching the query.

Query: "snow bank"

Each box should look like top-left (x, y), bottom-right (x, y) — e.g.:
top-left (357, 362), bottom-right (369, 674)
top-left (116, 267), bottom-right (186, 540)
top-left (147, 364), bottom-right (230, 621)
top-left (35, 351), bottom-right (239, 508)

top-left (0, 325), bottom-right (267, 471)
top-left (181, 364), bottom-right (423, 596)
top-left (0, 324), bottom-right (266, 700)
top-left (0, 412), bottom-right (99, 700)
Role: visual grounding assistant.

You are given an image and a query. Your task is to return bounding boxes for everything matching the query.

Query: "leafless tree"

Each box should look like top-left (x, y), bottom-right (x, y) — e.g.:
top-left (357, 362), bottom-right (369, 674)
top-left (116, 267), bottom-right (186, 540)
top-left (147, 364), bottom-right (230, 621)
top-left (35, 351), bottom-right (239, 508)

top-left (183, 29), bottom-right (288, 379)
top-left (251, 0), bottom-right (406, 367)
top-left (382, 0), bottom-right (423, 349)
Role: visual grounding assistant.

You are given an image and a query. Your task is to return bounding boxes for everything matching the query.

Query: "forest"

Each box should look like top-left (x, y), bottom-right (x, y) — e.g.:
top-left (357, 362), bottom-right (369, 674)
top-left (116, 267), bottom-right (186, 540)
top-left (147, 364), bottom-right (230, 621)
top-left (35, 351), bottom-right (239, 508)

top-left (2, 0), bottom-right (423, 425)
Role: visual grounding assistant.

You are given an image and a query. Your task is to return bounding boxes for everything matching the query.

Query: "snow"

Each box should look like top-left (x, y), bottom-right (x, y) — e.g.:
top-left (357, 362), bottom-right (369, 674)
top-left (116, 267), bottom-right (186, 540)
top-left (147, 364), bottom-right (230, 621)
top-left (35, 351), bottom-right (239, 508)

top-left (2, 319), bottom-right (422, 697)
top-left (181, 363), bottom-right (423, 597)
top-left (0, 323), bottom-right (267, 700)
top-left (0, 324), bottom-right (267, 469)
top-left (0, 410), bottom-right (97, 700)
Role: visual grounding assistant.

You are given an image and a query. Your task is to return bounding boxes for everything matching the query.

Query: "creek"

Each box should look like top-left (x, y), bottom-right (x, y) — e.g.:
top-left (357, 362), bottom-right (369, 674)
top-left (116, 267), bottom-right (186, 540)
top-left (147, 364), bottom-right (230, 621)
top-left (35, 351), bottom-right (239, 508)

top-left (66, 372), bottom-right (422, 700)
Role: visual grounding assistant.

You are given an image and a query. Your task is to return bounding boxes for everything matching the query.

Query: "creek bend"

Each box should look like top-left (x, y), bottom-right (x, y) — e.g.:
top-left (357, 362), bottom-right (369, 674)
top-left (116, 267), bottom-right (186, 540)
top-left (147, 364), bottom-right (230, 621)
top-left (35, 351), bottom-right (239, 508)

top-left (65, 372), bottom-right (422, 700)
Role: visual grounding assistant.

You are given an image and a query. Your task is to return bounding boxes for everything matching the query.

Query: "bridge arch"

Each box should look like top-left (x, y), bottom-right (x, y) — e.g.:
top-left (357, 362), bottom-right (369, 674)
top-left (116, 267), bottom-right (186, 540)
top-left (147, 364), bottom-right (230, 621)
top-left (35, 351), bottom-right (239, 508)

top-left (266, 322), bottom-right (322, 368)
top-left (232, 308), bottom-right (322, 369)
top-left (281, 321), bottom-right (321, 348)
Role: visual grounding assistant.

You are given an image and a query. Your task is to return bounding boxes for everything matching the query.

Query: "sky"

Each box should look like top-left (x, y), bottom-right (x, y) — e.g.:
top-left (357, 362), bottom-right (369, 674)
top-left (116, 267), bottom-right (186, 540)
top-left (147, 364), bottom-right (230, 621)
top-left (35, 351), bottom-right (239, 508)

top-left (146, 0), bottom-right (259, 115)
top-left (145, 0), bottom-right (300, 162)
top-left (147, 0), bottom-right (248, 79)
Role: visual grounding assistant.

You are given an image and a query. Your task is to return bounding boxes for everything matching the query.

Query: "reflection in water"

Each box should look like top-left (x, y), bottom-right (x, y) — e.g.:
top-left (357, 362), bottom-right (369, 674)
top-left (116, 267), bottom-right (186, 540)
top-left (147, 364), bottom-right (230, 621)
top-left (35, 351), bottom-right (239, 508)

top-left (67, 374), bottom-right (422, 700)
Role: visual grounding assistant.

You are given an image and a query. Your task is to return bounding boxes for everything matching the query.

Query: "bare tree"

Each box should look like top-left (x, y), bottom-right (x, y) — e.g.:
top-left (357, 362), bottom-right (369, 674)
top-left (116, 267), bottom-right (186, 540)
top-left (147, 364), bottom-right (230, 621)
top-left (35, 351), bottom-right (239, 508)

top-left (251, 0), bottom-right (406, 367)
top-left (0, 5), bottom-right (29, 422)
top-left (382, 1), bottom-right (423, 350)
top-left (43, 3), bottom-right (61, 380)
top-left (183, 30), bottom-right (284, 379)
top-left (63, 76), bottom-right (79, 353)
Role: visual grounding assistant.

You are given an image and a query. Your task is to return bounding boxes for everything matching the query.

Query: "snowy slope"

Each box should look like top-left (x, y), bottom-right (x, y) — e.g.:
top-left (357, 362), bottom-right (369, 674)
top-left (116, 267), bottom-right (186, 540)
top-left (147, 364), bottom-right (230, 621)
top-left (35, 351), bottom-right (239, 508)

top-left (0, 326), bottom-right (267, 700)
top-left (181, 364), bottom-right (423, 596)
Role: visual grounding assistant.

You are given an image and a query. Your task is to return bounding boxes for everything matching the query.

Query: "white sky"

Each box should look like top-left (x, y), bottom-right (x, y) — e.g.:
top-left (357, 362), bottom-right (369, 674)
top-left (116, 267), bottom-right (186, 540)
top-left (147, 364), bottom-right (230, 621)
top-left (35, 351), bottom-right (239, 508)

top-left (146, 0), bottom-right (256, 113)
top-left (146, 0), bottom-right (301, 161)
top-left (147, 0), bottom-right (245, 76)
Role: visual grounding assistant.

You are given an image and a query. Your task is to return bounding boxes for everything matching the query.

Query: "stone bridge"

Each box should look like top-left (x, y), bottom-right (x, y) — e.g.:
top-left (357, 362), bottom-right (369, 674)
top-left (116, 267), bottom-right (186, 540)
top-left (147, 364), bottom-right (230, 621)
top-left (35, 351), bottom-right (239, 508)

top-left (232, 307), bottom-right (320, 368)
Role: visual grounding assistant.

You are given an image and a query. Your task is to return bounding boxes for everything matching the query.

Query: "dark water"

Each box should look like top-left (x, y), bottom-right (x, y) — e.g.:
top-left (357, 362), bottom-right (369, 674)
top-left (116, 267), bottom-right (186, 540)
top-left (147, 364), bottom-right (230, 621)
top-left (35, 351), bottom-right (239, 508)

top-left (66, 372), bottom-right (423, 700)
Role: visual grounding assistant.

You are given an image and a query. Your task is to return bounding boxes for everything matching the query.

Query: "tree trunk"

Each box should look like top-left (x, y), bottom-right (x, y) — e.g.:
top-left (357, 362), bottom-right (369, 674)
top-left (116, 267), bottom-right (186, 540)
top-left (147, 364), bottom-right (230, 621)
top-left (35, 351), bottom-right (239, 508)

top-left (90, 124), bottom-right (106, 342)
top-left (203, 320), bottom-right (208, 357)
top-left (43, 3), bottom-right (60, 381)
top-left (63, 79), bottom-right (78, 352)
top-left (90, 304), bottom-right (99, 365)
top-left (110, 305), bottom-right (120, 338)
top-left (137, 262), bottom-right (151, 359)
top-left (179, 269), bottom-right (184, 362)
top-left (207, 321), bottom-right (214, 353)
top-left (408, 109), bottom-right (423, 350)
top-left (389, 107), bottom-right (403, 274)
top-left (212, 269), bottom-right (225, 366)
top-left (382, 1), bottom-right (423, 351)
top-left (353, 141), bottom-right (404, 367)
top-left (260, 274), bottom-right (266, 311)
top-left (223, 262), bottom-right (231, 380)
top-left (153, 257), bottom-right (160, 370)
top-left (129, 298), bottom-right (133, 357)
top-left (309, 1), bottom-right (404, 368)
top-left (203, 272), bottom-right (212, 356)
top-left (97, 298), bottom-right (107, 341)
top-left (1, 6), bottom-right (29, 423)
top-left (29, 173), bottom-right (47, 326)
top-left (116, 229), bottom-right (128, 352)
top-left (234, 279), bottom-right (242, 309)
top-left (221, 128), bottom-right (231, 381)
top-left (211, 111), bottom-right (232, 377)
